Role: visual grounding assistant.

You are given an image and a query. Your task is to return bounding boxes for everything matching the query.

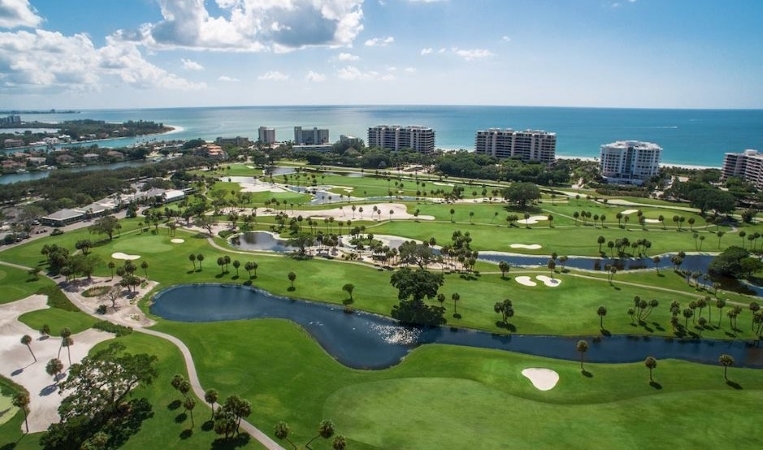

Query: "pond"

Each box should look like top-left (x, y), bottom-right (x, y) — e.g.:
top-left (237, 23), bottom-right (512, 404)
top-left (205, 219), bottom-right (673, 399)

top-left (230, 231), bottom-right (294, 252)
top-left (150, 284), bottom-right (763, 370)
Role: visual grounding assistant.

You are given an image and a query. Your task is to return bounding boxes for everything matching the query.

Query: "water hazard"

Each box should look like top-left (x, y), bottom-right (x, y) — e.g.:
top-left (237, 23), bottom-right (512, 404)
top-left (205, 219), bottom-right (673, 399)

top-left (150, 284), bottom-right (763, 370)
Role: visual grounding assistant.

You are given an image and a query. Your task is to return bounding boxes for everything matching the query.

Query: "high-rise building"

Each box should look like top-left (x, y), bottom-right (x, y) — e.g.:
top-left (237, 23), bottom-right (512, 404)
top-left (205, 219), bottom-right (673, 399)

top-left (722, 149), bottom-right (763, 189)
top-left (474, 129), bottom-right (556, 163)
top-left (294, 126), bottom-right (329, 145)
top-left (599, 140), bottom-right (662, 184)
top-left (258, 127), bottom-right (276, 144)
top-left (367, 125), bottom-right (435, 153)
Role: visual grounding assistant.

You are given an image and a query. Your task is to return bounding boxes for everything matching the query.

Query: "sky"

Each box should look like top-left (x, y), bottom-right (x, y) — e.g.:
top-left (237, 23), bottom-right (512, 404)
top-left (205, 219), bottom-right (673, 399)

top-left (0, 0), bottom-right (761, 110)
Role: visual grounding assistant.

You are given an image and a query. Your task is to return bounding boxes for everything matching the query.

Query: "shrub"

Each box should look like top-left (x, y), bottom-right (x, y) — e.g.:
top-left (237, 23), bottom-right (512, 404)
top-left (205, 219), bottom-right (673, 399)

top-left (93, 320), bottom-right (133, 337)
top-left (51, 229), bottom-right (64, 236)
top-left (96, 305), bottom-right (107, 314)
top-left (218, 230), bottom-right (236, 239)
top-left (82, 286), bottom-right (111, 298)
top-left (36, 286), bottom-right (79, 312)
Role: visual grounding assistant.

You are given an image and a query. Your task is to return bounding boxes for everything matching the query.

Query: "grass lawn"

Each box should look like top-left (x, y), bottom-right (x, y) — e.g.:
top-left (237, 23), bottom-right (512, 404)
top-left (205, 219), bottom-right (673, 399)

top-left (153, 319), bottom-right (763, 450)
top-left (0, 265), bottom-right (55, 304)
top-left (17, 308), bottom-right (99, 335)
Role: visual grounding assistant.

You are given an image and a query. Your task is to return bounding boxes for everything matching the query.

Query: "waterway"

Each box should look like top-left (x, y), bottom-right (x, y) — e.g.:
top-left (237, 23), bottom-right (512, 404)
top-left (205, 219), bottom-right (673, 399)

top-left (150, 284), bottom-right (763, 370)
top-left (0, 160), bottom-right (149, 184)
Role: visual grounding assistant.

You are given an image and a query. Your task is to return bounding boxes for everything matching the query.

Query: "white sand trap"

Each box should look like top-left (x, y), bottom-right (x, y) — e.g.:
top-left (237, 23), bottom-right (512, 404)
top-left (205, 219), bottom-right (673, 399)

top-left (229, 176), bottom-right (290, 193)
top-left (170, 238), bottom-right (185, 243)
top-left (523, 216), bottom-right (550, 225)
top-left (644, 218), bottom-right (661, 224)
top-left (510, 244), bottom-right (542, 250)
top-left (254, 202), bottom-right (434, 221)
top-left (433, 182), bottom-right (454, 187)
top-left (522, 368), bottom-right (560, 391)
top-left (515, 276), bottom-right (537, 287)
top-left (0, 295), bottom-right (113, 432)
top-left (536, 275), bottom-right (562, 287)
top-left (621, 209), bottom-right (639, 215)
top-left (111, 252), bottom-right (141, 260)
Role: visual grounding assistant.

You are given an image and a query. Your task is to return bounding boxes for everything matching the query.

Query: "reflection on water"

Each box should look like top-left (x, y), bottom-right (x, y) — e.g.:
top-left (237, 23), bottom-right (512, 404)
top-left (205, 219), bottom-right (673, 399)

top-left (151, 284), bottom-right (763, 370)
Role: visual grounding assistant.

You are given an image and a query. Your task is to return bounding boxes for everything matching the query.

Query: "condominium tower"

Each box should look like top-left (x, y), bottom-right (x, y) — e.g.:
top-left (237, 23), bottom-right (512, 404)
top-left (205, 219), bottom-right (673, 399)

top-left (258, 126), bottom-right (276, 144)
top-left (599, 140), bottom-right (662, 184)
top-left (294, 126), bottom-right (329, 145)
top-left (474, 129), bottom-right (556, 163)
top-left (367, 125), bottom-right (435, 153)
top-left (721, 149), bottom-right (763, 189)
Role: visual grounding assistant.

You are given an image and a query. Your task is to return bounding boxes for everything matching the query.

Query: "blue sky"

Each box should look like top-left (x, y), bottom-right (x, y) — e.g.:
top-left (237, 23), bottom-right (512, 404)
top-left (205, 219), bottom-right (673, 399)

top-left (0, 0), bottom-right (761, 109)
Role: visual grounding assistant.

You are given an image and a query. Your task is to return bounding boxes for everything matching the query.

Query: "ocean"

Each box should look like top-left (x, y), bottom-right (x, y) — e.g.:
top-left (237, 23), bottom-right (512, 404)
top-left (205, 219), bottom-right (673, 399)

top-left (10, 105), bottom-right (763, 167)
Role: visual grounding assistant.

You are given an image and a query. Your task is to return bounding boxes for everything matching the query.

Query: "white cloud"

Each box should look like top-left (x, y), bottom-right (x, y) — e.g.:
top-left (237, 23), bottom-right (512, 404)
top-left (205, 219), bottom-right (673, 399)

top-left (181, 58), bottom-right (204, 70)
top-left (364, 36), bottom-right (394, 47)
top-left (438, 48), bottom-right (446, 53)
top-left (452, 47), bottom-right (493, 61)
top-left (404, 67), bottom-right (416, 73)
top-left (420, 47), bottom-right (432, 55)
top-left (407, 0), bottom-right (447, 3)
top-left (502, 36), bottom-right (511, 42)
top-left (113, 0), bottom-right (364, 52)
top-left (305, 70), bottom-right (326, 82)
top-left (0, 0), bottom-right (42, 29)
top-left (0, 29), bottom-right (201, 91)
top-left (258, 70), bottom-right (289, 81)
top-left (218, 75), bottom-right (239, 82)
top-left (337, 52), bottom-right (359, 61)
top-left (337, 65), bottom-right (394, 81)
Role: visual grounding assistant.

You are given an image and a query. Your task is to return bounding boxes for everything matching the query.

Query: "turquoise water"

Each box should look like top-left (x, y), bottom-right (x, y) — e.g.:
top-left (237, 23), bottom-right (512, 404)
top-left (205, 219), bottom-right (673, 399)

top-left (15, 106), bottom-right (763, 167)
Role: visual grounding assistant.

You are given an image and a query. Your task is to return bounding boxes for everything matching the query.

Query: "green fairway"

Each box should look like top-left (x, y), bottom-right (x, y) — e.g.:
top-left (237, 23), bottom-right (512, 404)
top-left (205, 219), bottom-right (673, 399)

top-left (18, 308), bottom-right (99, 335)
top-left (0, 265), bottom-right (54, 304)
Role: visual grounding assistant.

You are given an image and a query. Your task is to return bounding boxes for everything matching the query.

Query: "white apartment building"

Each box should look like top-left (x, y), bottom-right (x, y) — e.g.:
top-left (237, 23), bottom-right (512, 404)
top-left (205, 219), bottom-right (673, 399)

top-left (722, 149), bottom-right (763, 189)
top-left (599, 140), bottom-right (662, 184)
top-left (474, 129), bottom-right (556, 163)
top-left (294, 126), bottom-right (329, 145)
top-left (367, 125), bottom-right (435, 153)
top-left (258, 127), bottom-right (276, 144)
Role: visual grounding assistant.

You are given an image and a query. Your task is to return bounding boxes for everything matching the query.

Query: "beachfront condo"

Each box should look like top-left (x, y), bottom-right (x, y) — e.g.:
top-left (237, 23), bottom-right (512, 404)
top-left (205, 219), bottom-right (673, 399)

top-left (599, 140), bottom-right (662, 185)
top-left (367, 125), bottom-right (436, 154)
top-left (474, 129), bottom-right (556, 163)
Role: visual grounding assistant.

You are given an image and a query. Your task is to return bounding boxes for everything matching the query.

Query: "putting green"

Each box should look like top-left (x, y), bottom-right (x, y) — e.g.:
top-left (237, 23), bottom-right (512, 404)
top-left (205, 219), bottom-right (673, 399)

top-left (111, 237), bottom-right (173, 254)
top-left (0, 394), bottom-right (17, 426)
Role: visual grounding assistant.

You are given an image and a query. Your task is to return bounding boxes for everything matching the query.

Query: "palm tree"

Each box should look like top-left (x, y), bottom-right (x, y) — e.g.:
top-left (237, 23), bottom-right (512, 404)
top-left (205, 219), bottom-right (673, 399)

top-left (437, 293), bottom-right (446, 308)
top-left (597, 306), bottom-right (607, 329)
top-left (750, 301), bottom-right (761, 330)
top-left (196, 253), bottom-right (204, 270)
top-left (682, 308), bottom-right (694, 329)
top-left (342, 283), bottom-right (355, 301)
top-left (716, 298), bottom-right (726, 327)
top-left (576, 340), bottom-right (589, 371)
top-left (58, 328), bottom-right (71, 359)
top-left (141, 261), bottom-right (149, 277)
top-left (12, 392), bottom-right (30, 433)
top-left (274, 421), bottom-right (297, 449)
top-left (597, 236), bottom-right (605, 253)
top-left (108, 261), bottom-right (116, 279)
top-left (333, 435), bottom-right (348, 450)
top-left (189, 254), bottom-right (196, 270)
top-left (46, 358), bottom-right (64, 384)
top-left (451, 293), bottom-right (460, 315)
top-left (306, 419), bottom-right (335, 449)
top-left (498, 261), bottom-right (510, 278)
top-left (205, 388), bottom-right (219, 420)
top-left (232, 260), bottom-right (241, 277)
top-left (719, 354), bottom-right (734, 381)
top-left (644, 356), bottom-right (657, 382)
top-left (184, 397), bottom-right (197, 428)
top-left (449, 208), bottom-right (455, 222)
top-left (21, 334), bottom-right (36, 362)
top-left (288, 271), bottom-right (297, 288)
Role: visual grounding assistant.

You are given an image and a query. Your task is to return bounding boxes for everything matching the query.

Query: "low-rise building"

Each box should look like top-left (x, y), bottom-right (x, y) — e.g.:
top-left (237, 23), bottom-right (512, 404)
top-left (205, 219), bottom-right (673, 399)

top-left (41, 209), bottom-right (85, 227)
top-left (215, 136), bottom-right (251, 147)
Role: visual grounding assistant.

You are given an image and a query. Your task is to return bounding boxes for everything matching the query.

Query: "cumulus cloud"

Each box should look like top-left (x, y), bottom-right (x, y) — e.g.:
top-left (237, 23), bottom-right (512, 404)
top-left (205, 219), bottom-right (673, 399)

top-left (114, 0), bottom-right (364, 52)
top-left (218, 75), bottom-right (239, 82)
top-left (0, 0), bottom-right (42, 29)
top-left (337, 52), bottom-right (359, 61)
top-left (452, 47), bottom-right (493, 61)
top-left (258, 70), bottom-right (288, 81)
top-left (0, 29), bottom-right (202, 91)
top-left (364, 36), bottom-right (394, 46)
top-left (305, 70), bottom-right (326, 82)
top-left (420, 47), bottom-right (432, 55)
top-left (181, 58), bottom-right (204, 70)
top-left (502, 36), bottom-right (511, 42)
top-left (337, 65), bottom-right (394, 81)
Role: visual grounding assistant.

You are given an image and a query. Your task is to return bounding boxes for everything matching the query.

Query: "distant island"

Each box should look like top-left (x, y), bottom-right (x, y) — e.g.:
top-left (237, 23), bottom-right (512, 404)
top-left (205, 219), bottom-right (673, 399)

top-left (0, 109), bottom-right (79, 114)
top-left (1, 119), bottom-right (174, 149)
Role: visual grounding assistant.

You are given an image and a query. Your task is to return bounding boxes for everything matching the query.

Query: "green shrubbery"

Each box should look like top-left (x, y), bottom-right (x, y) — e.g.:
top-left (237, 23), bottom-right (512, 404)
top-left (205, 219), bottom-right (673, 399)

top-left (93, 320), bottom-right (133, 336)
top-left (36, 286), bottom-right (79, 312)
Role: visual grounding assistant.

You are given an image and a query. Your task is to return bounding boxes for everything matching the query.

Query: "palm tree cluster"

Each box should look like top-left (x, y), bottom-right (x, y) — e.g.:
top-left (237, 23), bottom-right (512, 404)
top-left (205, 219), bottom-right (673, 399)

top-left (439, 230), bottom-right (479, 273)
top-left (601, 237), bottom-right (652, 258)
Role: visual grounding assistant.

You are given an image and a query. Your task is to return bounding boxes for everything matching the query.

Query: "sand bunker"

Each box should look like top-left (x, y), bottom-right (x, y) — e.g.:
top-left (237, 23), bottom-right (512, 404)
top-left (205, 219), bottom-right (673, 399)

top-left (254, 203), bottom-right (434, 221)
top-left (515, 276), bottom-right (537, 287)
top-left (536, 275), bottom-right (562, 287)
top-left (522, 216), bottom-right (550, 225)
top-left (170, 238), bottom-right (185, 243)
top-left (644, 218), bottom-right (661, 224)
top-left (111, 252), bottom-right (140, 260)
top-left (0, 295), bottom-right (113, 432)
top-left (621, 209), bottom-right (639, 215)
top-left (230, 176), bottom-right (289, 193)
top-left (510, 244), bottom-right (542, 250)
top-left (522, 368), bottom-right (560, 391)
